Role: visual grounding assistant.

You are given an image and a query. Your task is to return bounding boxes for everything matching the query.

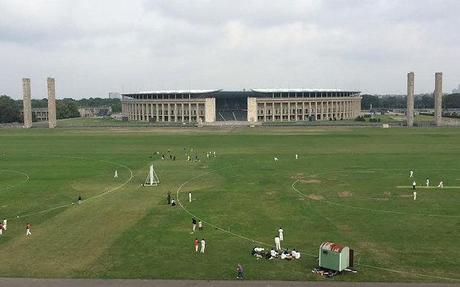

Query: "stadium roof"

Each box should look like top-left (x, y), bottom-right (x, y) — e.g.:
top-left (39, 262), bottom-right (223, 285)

top-left (133, 89), bottom-right (221, 95)
top-left (252, 88), bottom-right (345, 93)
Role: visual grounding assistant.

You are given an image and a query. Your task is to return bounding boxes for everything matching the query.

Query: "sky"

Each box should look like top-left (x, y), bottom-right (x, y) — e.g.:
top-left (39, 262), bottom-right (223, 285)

top-left (1, 0), bottom-right (459, 99)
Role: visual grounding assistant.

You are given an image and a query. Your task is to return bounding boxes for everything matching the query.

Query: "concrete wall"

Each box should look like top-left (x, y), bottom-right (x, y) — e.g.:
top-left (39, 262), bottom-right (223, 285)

top-left (22, 78), bottom-right (32, 128)
top-left (434, 72), bottom-right (443, 126)
top-left (247, 97), bottom-right (257, 122)
top-left (204, 97), bottom-right (216, 123)
top-left (406, 72), bottom-right (415, 127)
top-left (47, 77), bottom-right (57, 128)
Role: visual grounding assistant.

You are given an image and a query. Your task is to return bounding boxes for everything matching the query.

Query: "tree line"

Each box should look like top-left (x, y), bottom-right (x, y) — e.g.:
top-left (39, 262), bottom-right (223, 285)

top-left (0, 96), bottom-right (122, 123)
top-left (361, 93), bottom-right (460, 110)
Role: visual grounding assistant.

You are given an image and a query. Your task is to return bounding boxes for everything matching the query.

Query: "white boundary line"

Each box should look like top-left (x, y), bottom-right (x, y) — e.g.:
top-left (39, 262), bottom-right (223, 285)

top-left (7, 157), bottom-right (133, 221)
top-left (0, 170), bottom-right (30, 191)
top-left (291, 179), bottom-right (460, 282)
top-left (396, 186), bottom-right (460, 189)
top-left (292, 180), bottom-right (460, 218)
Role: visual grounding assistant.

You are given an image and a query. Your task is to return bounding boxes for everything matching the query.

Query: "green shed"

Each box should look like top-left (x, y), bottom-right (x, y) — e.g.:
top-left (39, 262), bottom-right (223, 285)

top-left (319, 241), bottom-right (352, 272)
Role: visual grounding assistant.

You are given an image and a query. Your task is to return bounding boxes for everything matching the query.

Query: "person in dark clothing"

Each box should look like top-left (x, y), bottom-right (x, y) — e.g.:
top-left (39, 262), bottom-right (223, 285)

top-left (192, 218), bottom-right (197, 232)
top-left (167, 192), bottom-right (171, 205)
top-left (78, 195), bottom-right (82, 205)
top-left (236, 264), bottom-right (244, 279)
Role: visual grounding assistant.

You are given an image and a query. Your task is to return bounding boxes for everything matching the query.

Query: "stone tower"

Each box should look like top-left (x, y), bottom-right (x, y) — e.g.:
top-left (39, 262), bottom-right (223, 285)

top-left (22, 78), bottom-right (32, 128)
top-left (434, 72), bottom-right (443, 126)
top-left (47, 77), bottom-right (57, 128)
top-left (406, 72), bottom-right (415, 127)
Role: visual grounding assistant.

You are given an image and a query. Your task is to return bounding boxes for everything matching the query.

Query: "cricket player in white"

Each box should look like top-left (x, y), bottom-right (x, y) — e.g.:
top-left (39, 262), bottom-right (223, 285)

top-left (274, 236), bottom-right (281, 251)
top-left (114, 170), bottom-right (118, 178)
top-left (412, 181), bottom-right (416, 190)
top-left (295, 154), bottom-right (298, 160)
top-left (200, 239), bottom-right (206, 253)
top-left (413, 191), bottom-right (417, 200)
top-left (189, 192), bottom-right (192, 203)
top-left (2, 218), bottom-right (6, 230)
top-left (426, 178), bottom-right (430, 187)
top-left (278, 227), bottom-right (284, 241)
top-left (410, 170), bottom-right (414, 178)
top-left (438, 181), bottom-right (444, 188)
top-left (274, 157), bottom-right (279, 161)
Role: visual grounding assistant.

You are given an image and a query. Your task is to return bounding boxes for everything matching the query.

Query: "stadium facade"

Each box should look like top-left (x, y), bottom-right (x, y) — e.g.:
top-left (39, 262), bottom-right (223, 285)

top-left (121, 89), bottom-right (361, 123)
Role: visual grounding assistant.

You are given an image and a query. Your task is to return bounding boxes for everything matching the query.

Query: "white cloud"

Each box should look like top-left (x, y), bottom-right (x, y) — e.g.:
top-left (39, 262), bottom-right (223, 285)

top-left (0, 0), bottom-right (459, 99)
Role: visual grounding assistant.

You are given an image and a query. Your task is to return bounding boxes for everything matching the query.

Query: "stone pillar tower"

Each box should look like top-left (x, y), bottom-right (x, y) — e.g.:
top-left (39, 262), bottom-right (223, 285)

top-left (22, 78), bottom-right (32, 128)
top-left (406, 72), bottom-right (415, 127)
top-left (47, 77), bottom-right (57, 128)
top-left (434, 72), bottom-right (443, 126)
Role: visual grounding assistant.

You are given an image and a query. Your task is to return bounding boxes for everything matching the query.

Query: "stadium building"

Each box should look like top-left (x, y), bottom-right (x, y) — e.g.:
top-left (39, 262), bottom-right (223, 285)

top-left (121, 89), bottom-right (361, 123)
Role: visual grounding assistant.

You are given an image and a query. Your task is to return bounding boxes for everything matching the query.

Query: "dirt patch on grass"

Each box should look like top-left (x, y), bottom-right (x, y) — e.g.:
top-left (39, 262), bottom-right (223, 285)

top-left (337, 224), bottom-right (352, 233)
top-left (307, 194), bottom-right (324, 200)
top-left (338, 191), bottom-right (352, 198)
top-left (384, 191), bottom-right (391, 197)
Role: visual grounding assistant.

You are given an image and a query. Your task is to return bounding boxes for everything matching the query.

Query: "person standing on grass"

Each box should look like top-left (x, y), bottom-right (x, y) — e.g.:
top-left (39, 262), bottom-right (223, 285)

top-left (275, 235), bottom-right (281, 251)
top-left (200, 238), bottom-right (206, 253)
top-left (410, 170), bottom-right (414, 178)
top-left (295, 154), bottom-right (298, 160)
top-left (438, 181), bottom-right (444, 188)
top-left (78, 195), bottom-right (82, 205)
top-left (167, 192), bottom-right (171, 205)
top-left (236, 264), bottom-right (244, 279)
top-left (192, 218), bottom-right (197, 232)
top-left (198, 220), bottom-right (203, 231)
top-left (188, 192), bottom-right (192, 203)
top-left (412, 181), bottom-right (416, 190)
top-left (194, 238), bottom-right (199, 252)
top-left (413, 191), bottom-right (417, 201)
top-left (26, 223), bottom-right (31, 236)
top-left (2, 218), bottom-right (6, 230)
top-left (114, 170), bottom-right (118, 178)
top-left (0, 223), bottom-right (3, 235)
top-left (278, 227), bottom-right (284, 242)
top-left (426, 178), bottom-right (430, 187)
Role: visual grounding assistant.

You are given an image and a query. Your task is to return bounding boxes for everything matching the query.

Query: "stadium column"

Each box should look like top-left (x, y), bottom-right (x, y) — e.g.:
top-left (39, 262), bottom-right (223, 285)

top-left (247, 97), bottom-right (257, 122)
top-left (47, 77), bottom-right (57, 128)
top-left (263, 102), bottom-right (267, 121)
top-left (434, 72), bottom-right (443, 126)
top-left (406, 72), bottom-right (415, 127)
top-left (22, 78), bottom-right (33, 128)
top-left (205, 98), bottom-right (216, 123)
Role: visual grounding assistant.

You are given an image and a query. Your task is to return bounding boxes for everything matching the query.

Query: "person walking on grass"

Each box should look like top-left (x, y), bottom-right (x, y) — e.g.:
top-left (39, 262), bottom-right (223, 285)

top-left (194, 238), bottom-right (199, 252)
top-left (438, 181), bottom-right (444, 188)
top-left (192, 218), bottom-right (197, 232)
top-left (198, 220), bottom-right (203, 231)
top-left (200, 238), bottom-right (206, 253)
top-left (413, 191), bottom-right (417, 201)
top-left (236, 264), bottom-right (244, 279)
top-left (278, 227), bottom-right (284, 241)
top-left (412, 181), bottom-right (416, 190)
top-left (26, 223), bottom-right (31, 236)
top-left (114, 170), bottom-right (118, 178)
top-left (410, 170), bottom-right (414, 178)
top-left (275, 235), bottom-right (281, 251)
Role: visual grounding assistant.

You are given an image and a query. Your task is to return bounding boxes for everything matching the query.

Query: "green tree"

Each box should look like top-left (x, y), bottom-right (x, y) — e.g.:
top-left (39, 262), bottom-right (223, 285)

top-left (56, 99), bottom-right (80, 119)
top-left (0, 95), bottom-right (21, 123)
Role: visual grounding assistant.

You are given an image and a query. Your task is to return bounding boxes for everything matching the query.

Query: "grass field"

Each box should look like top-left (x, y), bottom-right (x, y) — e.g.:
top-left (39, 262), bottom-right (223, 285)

top-left (0, 126), bottom-right (459, 283)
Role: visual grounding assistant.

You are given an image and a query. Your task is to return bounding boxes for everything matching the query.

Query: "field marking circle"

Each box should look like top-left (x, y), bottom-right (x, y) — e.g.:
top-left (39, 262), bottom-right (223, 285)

top-left (0, 170), bottom-right (30, 191)
top-left (291, 179), bottom-right (460, 282)
top-left (7, 155), bottom-right (133, 220)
